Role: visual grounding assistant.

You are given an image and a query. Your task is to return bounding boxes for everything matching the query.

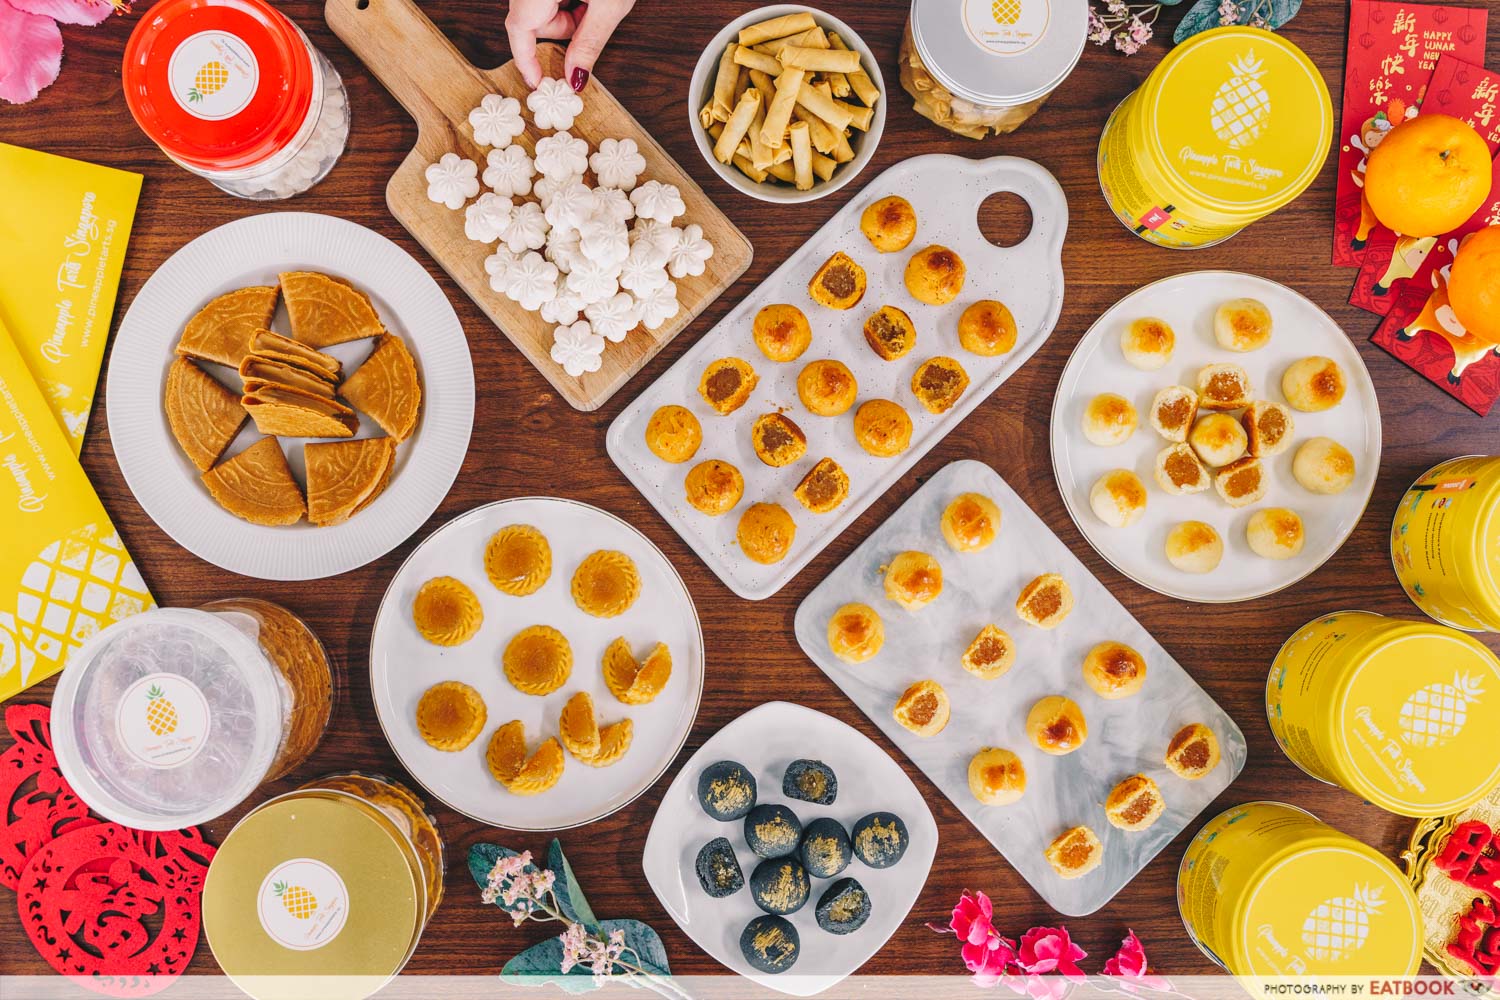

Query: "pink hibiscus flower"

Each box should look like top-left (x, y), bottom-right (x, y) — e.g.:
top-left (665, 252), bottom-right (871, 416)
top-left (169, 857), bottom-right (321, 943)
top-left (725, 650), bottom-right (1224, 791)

top-left (1102, 929), bottom-right (1172, 992)
top-left (0, 0), bottom-right (125, 105)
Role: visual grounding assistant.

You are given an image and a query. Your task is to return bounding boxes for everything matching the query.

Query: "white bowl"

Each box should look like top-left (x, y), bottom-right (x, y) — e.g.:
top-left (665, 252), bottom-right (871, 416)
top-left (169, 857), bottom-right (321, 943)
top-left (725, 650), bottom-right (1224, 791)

top-left (688, 5), bottom-right (886, 204)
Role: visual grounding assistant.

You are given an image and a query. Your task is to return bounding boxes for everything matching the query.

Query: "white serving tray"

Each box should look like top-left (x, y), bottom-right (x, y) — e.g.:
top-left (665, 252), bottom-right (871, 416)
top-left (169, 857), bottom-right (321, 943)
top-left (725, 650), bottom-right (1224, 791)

top-left (608, 155), bottom-right (1066, 599)
top-left (641, 701), bottom-right (938, 996)
top-left (793, 460), bottom-right (1245, 916)
top-left (1050, 270), bottom-right (1381, 603)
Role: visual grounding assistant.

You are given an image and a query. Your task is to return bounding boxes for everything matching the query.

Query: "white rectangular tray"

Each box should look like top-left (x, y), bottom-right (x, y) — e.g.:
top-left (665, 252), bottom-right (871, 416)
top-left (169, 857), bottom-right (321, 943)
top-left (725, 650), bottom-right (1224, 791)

top-left (793, 460), bottom-right (1246, 916)
top-left (607, 155), bottom-right (1066, 599)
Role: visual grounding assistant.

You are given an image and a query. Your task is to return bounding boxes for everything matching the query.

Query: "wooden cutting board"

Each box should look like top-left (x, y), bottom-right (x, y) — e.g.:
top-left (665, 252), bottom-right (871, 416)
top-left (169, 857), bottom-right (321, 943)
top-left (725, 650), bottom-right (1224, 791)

top-left (325, 0), bottom-right (752, 411)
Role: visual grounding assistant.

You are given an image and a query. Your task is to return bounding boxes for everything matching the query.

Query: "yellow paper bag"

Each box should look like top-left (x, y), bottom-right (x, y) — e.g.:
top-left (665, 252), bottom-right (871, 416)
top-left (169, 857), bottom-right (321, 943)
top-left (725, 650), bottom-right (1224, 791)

top-left (0, 143), bottom-right (142, 453)
top-left (0, 316), bottom-right (153, 701)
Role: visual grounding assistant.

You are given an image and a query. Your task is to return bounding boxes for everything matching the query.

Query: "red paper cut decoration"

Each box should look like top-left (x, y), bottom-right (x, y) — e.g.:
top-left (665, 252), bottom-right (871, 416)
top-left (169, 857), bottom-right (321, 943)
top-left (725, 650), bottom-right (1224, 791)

top-left (1448, 897), bottom-right (1500, 978)
top-left (17, 823), bottom-right (216, 997)
top-left (1435, 819), bottom-right (1500, 900)
top-left (1, 703), bottom-right (97, 889)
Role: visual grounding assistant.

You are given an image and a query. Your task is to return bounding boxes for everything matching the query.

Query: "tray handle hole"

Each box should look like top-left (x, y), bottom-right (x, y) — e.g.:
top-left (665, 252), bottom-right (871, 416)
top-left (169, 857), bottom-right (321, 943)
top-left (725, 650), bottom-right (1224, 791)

top-left (356, 0), bottom-right (370, 9)
top-left (977, 191), bottom-right (1032, 249)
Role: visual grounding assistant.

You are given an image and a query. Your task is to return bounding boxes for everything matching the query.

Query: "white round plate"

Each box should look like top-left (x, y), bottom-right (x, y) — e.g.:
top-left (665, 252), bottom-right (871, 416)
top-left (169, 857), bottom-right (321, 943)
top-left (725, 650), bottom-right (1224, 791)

top-left (1050, 270), bottom-right (1381, 603)
top-left (369, 497), bottom-right (704, 830)
top-left (642, 701), bottom-right (938, 997)
top-left (107, 212), bottom-right (474, 580)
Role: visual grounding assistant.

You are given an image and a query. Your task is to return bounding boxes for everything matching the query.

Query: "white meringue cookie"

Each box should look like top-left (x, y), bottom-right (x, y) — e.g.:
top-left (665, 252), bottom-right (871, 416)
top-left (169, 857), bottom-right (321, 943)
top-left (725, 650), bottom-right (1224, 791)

top-left (483, 145), bottom-right (535, 197)
top-left (589, 137), bottom-right (646, 191)
top-left (533, 130), bottom-right (590, 180)
top-left (585, 292), bottom-right (640, 343)
top-left (591, 185), bottom-right (636, 224)
top-left (532, 174), bottom-right (570, 210)
top-left (468, 93), bottom-right (525, 148)
top-left (565, 255), bottom-right (621, 305)
top-left (637, 280), bottom-right (680, 330)
top-left (666, 223), bottom-right (715, 278)
top-left (629, 180), bottom-right (686, 224)
top-left (540, 288), bottom-right (586, 326)
top-left (543, 180), bottom-right (598, 232)
top-left (577, 211), bottom-right (630, 268)
top-left (550, 319), bottom-right (605, 377)
top-left (464, 192), bottom-right (513, 244)
top-left (499, 201), bottom-right (549, 254)
top-left (618, 241), bottom-right (670, 295)
top-left (484, 248), bottom-right (521, 292)
top-left (527, 77), bottom-right (585, 131)
top-left (544, 227), bottom-right (582, 274)
top-left (425, 152), bottom-right (479, 210)
top-left (504, 251), bottom-right (559, 311)
top-left (628, 218), bottom-right (674, 265)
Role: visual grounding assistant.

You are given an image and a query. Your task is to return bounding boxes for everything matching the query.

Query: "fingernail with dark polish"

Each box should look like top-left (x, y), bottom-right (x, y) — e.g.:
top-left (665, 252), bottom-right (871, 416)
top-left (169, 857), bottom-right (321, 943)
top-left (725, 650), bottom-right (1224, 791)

top-left (570, 68), bottom-right (589, 92)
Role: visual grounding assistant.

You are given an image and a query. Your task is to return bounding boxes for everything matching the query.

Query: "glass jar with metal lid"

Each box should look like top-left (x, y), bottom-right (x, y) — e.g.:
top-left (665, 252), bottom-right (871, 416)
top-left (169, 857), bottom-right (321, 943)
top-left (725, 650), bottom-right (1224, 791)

top-left (900, 0), bottom-right (1088, 138)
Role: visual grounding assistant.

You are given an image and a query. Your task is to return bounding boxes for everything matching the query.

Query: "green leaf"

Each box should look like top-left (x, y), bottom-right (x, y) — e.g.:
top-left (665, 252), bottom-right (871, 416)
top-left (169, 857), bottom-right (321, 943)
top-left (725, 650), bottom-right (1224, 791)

top-left (601, 919), bottom-right (672, 978)
top-left (500, 937), bottom-right (599, 994)
top-left (469, 843), bottom-right (543, 918)
top-left (547, 839), bottom-right (601, 933)
top-left (1173, 0), bottom-right (1302, 43)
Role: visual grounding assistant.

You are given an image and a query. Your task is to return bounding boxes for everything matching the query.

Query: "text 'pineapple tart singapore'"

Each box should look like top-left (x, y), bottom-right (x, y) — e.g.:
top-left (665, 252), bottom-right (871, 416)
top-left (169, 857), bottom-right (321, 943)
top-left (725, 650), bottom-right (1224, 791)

top-left (641, 702), bottom-right (937, 995)
top-left (368, 497), bottom-right (704, 830)
top-left (792, 459), bottom-right (1247, 916)
top-left (107, 213), bottom-right (474, 580)
top-left (1049, 270), bottom-right (1379, 603)
top-left (605, 153), bottom-right (1067, 601)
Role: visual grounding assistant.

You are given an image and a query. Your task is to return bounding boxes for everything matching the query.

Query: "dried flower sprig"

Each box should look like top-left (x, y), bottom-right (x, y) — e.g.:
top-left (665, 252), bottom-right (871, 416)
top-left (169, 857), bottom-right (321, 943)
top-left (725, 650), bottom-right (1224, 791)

top-left (1087, 2), bottom-right (1162, 56)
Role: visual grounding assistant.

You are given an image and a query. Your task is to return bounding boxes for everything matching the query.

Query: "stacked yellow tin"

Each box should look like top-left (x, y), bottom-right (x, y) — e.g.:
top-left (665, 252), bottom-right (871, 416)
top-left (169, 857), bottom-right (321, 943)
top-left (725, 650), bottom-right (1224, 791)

top-left (1392, 456), bottom-right (1500, 632)
top-left (1268, 612), bottom-right (1500, 817)
top-left (1178, 803), bottom-right (1423, 976)
top-left (1097, 26), bottom-right (1333, 248)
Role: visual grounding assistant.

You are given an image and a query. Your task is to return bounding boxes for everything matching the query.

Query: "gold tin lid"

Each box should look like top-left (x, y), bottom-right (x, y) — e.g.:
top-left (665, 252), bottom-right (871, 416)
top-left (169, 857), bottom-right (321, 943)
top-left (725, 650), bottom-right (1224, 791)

top-left (203, 794), bottom-right (421, 1000)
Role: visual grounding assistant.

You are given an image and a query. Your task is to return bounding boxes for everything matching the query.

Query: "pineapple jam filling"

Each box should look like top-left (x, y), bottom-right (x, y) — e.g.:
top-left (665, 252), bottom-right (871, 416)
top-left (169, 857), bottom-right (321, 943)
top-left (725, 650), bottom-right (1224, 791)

top-left (820, 265), bottom-right (857, 298)
top-left (1157, 396), bottom-right (1192, 430)
top-left (829, 891), bottom-right (865, 922)
top-left (900, 568), bottom-right (941, 600)
top-left (705, 367), bottom-right (742, 401)
top-left (803, 472), bottom-right (838, 504)
top-left (797, 771), bottom-right (828, 800)
top-left (1027, 587), bottom-right (1063, 620)
top-left (1225, 467), bottom-right (1261, 497)
top-left (1259, 407), bottom-right (1288, 440)
top-left (973, 636), bottom-right (1006, 664)
top-left (1166, 452), bottom-right (1201, 487)
top-left (1120, 794), bottom-right (1154, 824)
top-left (870, 314), bottom-right (904, 346)
top-left (920, 365), bottom-right (961, 394)
top-left (1174, 737), bottom-right (1210, 771)
top-left (759, 421), bottom-right (796, 452)
top-left (906, 692), bottom-right (939, 726)
top-left (1206, 372), bottom-right (1245, 402)
top-left (1057, 836), bottom-right (1093, 868)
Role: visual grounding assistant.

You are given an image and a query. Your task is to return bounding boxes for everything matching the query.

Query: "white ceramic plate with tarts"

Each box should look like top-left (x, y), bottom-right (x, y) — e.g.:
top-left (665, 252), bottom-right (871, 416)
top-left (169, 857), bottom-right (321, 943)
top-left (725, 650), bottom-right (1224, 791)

top-left (107, 212), bottom-right (474, 581)
top-left (608, 154), bottom-right (1066, 600)
top-left (641, 701), bottom-right (937, 997)
top-left (793, 460), bottom-right (1245, 917)
top-left (1050, 270), bottom-right (1381, 603)
top-left (369, 497), bottom-right (704, 830)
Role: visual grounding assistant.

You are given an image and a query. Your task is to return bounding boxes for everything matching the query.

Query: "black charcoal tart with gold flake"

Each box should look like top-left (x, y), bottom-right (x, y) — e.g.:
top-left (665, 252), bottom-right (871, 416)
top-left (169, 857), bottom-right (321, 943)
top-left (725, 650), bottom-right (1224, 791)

top-left (740, 914), bottom-right (800, 974)
top-left (749, 856), bottom-right (811, 915)
top-left (816, 877), bottom-right (872, 935)
top-left (744, 804), bottom-right (802, 859)
top-left (782, 759), bottom-right (837, 805)
top-left (697, 760), bottom-right (757, 821)
top-left (852, 812), bottom-right (909, 869)
top-left (695, 837), bottom-right (744, 898)
top-left (799, 817), bottom-right (852, 879)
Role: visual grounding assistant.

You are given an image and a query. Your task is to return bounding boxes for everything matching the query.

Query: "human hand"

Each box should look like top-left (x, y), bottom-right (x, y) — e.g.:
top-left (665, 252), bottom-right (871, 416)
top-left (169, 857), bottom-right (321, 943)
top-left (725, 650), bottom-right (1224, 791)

top-left (505, 0), bottom-right (636, 92)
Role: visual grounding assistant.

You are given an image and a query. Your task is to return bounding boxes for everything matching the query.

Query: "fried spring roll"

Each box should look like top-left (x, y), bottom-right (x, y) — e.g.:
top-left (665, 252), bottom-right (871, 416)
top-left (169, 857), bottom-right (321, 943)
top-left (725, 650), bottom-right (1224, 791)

top-left (709, 43), bottom-right (741, 122)
top-left (759, 68), bottom-right (806, 148)
top-left (788, 120), bottom-right (814, 191)
top-left (778, 45), bottom-right (863, 73)
top-left (830, 33), bottom-right (880, 106)
top-left (714, 87), bottom-right (761, 164)
top-left (795, 82), bottom-right (853, 132)
top-left (738, 11), bottom-right (816, 46)
top-left (733, 46), bottom-right (784, 75)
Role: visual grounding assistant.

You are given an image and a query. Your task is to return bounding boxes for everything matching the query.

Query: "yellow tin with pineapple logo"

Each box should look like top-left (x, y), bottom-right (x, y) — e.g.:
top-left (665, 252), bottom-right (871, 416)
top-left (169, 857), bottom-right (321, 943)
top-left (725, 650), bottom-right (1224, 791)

top-left (1392, 456), bottom-right (1500, 633)
top-left (1267, 612), bottom-right (1500, 818)
top-left (1097, 26), bottom-right (1333, 248)
top-left (1178, 802), bottom-right (1423, 976)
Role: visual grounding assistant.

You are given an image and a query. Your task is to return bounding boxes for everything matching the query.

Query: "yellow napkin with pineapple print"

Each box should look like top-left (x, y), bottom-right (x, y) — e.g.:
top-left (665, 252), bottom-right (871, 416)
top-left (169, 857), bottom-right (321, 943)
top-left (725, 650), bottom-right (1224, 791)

top-left (0, 316), bottom-right (153, 700)
top-left (0, 143), bottom-right (141, 452)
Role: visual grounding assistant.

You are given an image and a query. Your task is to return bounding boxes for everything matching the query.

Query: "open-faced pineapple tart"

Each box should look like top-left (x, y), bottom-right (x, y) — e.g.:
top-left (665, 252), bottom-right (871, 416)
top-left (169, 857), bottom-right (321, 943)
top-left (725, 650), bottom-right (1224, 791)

top-left (911, 356), bottom-right (969, 414)
top-left (893, 679), bottom-right (950, 737)
top-left (968, 747), bottom-right (1025, 805)
top-left (1027, 695), bottom-right (1088, 755)
top-left (1165, 723), bottom-right (1221, 779)
top-left (165, 358), bottom-right (247, 472)
top-left (1046, 825), bottom-right (1103, 879)
top-left (558, 691), bottom-right (633, 767)
top-left (958, 300), bottom-right (1017, 357)
top-left (853, 399), bottom-right (912, 456)
top-left (904, 245), bottom-right (965, 305)
top-left (808, 251), bottom-right (866, 310)
top-left (793, 458), bottom-right (849, 514)
top-left (1083, 641), bottom-right (1146, 699)
top-left (797, 359), bottom-right (857, 416)
top-left (645, 405), bottom-right (702, 463)
top-left (684, 459), bottom-right (745, 515)
top-left (827, 603), bottom-right (884, 663)
top-left (863, 305), bottom-right (917, 361)
top-left (737, 502), bottom-right (796, 564)
top-left (941, 492), bottom-right (1001, 552)
top-left (860, 196), bottom-right (917, 253)
top-left (572, 550), bottom-right (641, 617)
top-left (961, 624), bottom-right (1015, 679)
top-left (1016, 573), bottom-right (1073, 629)
top-left (699, 357), bottom-right (759, 415)
top-left (884, 551), bottom-right (943, 610)
top-left (602, 638), bottom-right (672, 705)
top-left (751, 412), bottom-right (808, 467)
top-left (201, 438), bottom-right (305, 527)
top-left (412, 575), bottom-right (483, 646)
top-left (486, 720), bottom-right (566, 795)
top-left (1120, 317), bottom-right (1174, 371)
top-left (415, 680), bottom-right (487, 751)
top-left (485, 524), bottom-right (552, 596)
top-left (503, 624), bottom-right (574, 695)
top-left (752, 304), bottom-right (812, 362)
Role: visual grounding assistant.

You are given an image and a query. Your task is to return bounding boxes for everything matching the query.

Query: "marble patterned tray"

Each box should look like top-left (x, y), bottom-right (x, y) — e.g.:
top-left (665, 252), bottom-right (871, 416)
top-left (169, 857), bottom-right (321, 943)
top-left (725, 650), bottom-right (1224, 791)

top-left (793, 460), bottom-right (1246, 916)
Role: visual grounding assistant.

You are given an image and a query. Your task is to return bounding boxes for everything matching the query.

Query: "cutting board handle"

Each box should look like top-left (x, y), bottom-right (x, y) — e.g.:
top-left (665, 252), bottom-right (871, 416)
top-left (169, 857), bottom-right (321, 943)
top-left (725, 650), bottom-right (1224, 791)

top-left (325, 0), bottom-right (487, 139)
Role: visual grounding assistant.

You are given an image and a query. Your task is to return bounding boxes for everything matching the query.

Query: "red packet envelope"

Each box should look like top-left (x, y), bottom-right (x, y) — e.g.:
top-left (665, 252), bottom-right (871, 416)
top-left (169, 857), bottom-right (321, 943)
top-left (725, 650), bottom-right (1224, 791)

top-left (1331, 0), bottom-right (1488, 267)
top-left (1351, 56), bottom-right (1500, 315)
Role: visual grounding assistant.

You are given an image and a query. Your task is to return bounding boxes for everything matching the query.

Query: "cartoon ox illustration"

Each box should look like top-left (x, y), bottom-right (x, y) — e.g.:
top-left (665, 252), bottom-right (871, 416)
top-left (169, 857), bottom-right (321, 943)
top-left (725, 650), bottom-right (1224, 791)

top-left (1396, 239), bottom-right (1500, 385)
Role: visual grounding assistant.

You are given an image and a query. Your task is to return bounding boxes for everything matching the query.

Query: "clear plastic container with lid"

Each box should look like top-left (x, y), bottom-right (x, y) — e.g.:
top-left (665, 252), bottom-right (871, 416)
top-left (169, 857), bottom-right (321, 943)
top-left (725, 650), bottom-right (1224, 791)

top-left (122, 0), bottom-right (350, 200)
top-left (50, 601), bottom-right (333, 830)
top-left (900, 0), bottom-right (1088, 138)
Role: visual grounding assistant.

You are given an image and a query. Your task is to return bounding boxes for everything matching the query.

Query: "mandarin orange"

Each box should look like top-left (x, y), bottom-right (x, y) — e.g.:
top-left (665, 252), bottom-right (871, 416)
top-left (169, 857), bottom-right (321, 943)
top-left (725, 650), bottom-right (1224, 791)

top-left (1364, 114), bottom-right (1492, 236)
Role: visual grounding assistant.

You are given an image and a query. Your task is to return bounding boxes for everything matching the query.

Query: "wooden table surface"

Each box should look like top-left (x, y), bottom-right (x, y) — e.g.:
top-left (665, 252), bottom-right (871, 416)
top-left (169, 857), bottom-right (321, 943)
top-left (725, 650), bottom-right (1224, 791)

top-left (4, 0), bottom-right (1499, 983)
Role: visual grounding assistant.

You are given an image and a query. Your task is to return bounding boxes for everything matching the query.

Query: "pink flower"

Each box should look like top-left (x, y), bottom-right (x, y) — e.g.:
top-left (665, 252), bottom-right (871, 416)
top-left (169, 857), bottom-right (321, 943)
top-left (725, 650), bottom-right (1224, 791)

top-left (950, 890), bottom-right (998, 947)
top-left (0, 0), bottom-right (124, 105)
top-left (1017, 926), bottom-right (1087, 980)
top-left (963, 932), bottom-right (1019, 988)
top-left (1103, 930), bottom-right (1173, 992)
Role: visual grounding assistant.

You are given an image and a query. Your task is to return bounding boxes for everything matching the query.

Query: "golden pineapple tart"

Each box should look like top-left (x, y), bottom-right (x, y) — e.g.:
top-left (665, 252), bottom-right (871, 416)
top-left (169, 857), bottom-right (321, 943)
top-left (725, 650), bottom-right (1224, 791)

top-left (503, 624), bottom-right (573, 695)
top-left (1016, 573), bottom-right (1073, 629)
top-left (699, 357), bottom-right (758, 414)
top-left (958, 300), bottom-right (1017, 357)
top-left (808, 251), bottom-right (866, 310)
top-left (485, 524), bottom-right (552, 596)
top-left (571, 550), bottom-right (641, 617)
top-left (280, 270), bottom-right (385, 348)
top-left (962, 624), bottom-right (1015, 679)
top-left (486, 721), bottom-right (566, 795)
top-left (884, 551), bottom-right (943, 610)
top-left (684, 459), bottom-right (745, 516)
top-left (1106, 774), bottom-right (1166, 831)
top-left (176, 285), bottom-right (279, 367)
top-left (893, 679), bottom-right (950, 737)
top-left (1196, 363), bottom-right (1253, 411)
top-left (911, 356), bottom-right (969, 414)
top-left (751, 412), bottom-right (808, 467)
top-left (793, 457), bottom-right (849, 514)
top-left (1282, 356), bottom-right (1347, 412)
top-left (1082, 393), bottom-right (1137, 447)
top-left (644, 405), bottom-right (702, 463)
top-left (602, 638), bottom-right (672, 705)
top-left (165, 358), bottom-right (246, 472)
top-left (853, 399), bottom-right (912, 457)
top-left (558, 691), bottom-right (632, 767)
top-left (201, 438), bottom-right (306, 526)
top-left (1149, 385), bottom-right (1197, 442)
top-left (1027, 695), bottom-right (1088, 755)
top-left (1046, 825), bottom-right (1102, 879)
top-left (737, 502), bottom-right (796, 564)
top-left (1166, 520), bottom-right (1223, 574)
top-left (1120, 317), bottom-right (1174, 370)
top-left (904, 245), bottom-right (965, 305)
top-left (1165, 723), bottom-right (1221, 779)
top-left (941, 492), bottom-right (1001, 552)
top-left (860, 195), bottom-right (917, 253)
top-left (968, 747), bottom-right (1025, 806)
top-left (304, 437), bottom-right (396, 526)
top-left (412, 576), bottom-right (484, 646)
top-left (1247, 507), bottom-right (1305, 560)
top-left (863, 305), bottom-right (917, 361)
top-left (752, 304), bottom-right (812, 362)
top-left (415, 680), bottom-right (487, 751)
top-left (1083, 641), bottom-right (1147, 699)
top-left (827, 603), bottom-right (884, 663)
top-left (1214, 297), bottom-right (1273, 352)
top-left (797, 359), bottom-right (857, 416)
top-left (338, 333), bottom-right (422, 442)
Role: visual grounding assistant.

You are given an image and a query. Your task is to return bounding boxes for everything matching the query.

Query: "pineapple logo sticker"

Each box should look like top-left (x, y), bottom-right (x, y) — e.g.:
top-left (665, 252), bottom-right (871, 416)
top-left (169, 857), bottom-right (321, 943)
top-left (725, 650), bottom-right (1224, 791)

top-left (115, 672), bottom-right (210, 769)
top-left (167, 31), bottom-right (258, 121)
top-left (1210, 51), bottom-right (1271, 149)
top-left (962, 0), bottom-right (1050, 55)
top-left (258, 860), bottom-right (349, 951)
top-left (1301, 884), bottom-right (1384, 961)
top-left (186, 61), bottom-right (228, 104)
top-left (1398, 673), bottom-right (1484, 747)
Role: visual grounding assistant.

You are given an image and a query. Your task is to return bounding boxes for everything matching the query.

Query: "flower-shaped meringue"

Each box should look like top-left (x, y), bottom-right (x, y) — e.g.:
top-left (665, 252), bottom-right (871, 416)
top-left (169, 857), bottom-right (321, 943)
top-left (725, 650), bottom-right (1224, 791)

top-left (503, 251), bottom-right (559, 311)
top-left (527, 77), bottom-right (584, 131)
top-left (565, 255), bottom-right (621, 305)
top-left (464, 192), bottom-right (513, 244)
top-left (577, 210), bottom-right (630, 269)
top-left (543, 179), bottom-right (597, 232)
top-left (425, 152), bottom-right (479, 210)
top-left (484, 249), bottom-right (520, 292)
top-left (628, 218), bottom-right (674, 264)
top-left (629, 180), bottom-right (686, 224)
top-left (585, 292), bottom-right (640, 343)
top-left (637, 280), bottom-right (680, 330)
top-left (499, 201), bottom-right (549, 254)
top-left (551, 320), bottom-right (604, 377)
top-left (540, 288), bottom-right (587, 326)
top-left (545, 227), bottom-right (583, 274)
top-left (483, 145), bottom-right (535, 197)
top-left (534, 130), bottom-right (590, 180)
top-left (666, 223), bottom-right (714, 279)
top-left (590, 137), bottom-right (646, 191)
top-left (468, 93), bottom-right (525, 148)
top-left (532, 174), bottom-right (570, 210)
top-left (618, 241), bottom-right (670, 295)
top-left (592, 185), bottom-right (636, 225)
